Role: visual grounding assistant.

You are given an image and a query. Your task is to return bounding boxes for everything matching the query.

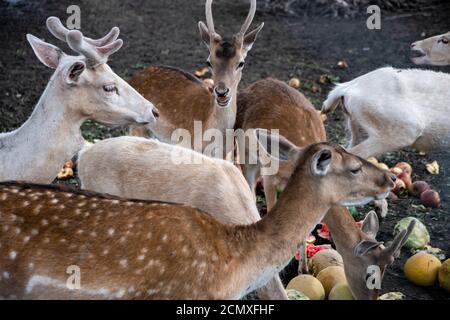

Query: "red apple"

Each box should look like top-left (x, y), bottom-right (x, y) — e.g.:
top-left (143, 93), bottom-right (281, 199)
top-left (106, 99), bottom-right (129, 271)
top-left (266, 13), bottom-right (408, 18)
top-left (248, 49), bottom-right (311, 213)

top-left (409, 181), bottom-right (431, 198)
top-left (420, 189), bottom-right (440, 208)
top-left (393, 179), bottom-right (406, 196)
top-left (395, 162), bottom-right (413, 175)
top-left (397, 172), bottom-right (412, 190)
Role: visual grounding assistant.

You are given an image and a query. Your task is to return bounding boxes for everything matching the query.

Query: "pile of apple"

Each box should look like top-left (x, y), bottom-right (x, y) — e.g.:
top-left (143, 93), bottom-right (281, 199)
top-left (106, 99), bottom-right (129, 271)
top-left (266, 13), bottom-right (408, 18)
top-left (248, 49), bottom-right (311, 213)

top-left (368, 158), bottom-right (441, 208)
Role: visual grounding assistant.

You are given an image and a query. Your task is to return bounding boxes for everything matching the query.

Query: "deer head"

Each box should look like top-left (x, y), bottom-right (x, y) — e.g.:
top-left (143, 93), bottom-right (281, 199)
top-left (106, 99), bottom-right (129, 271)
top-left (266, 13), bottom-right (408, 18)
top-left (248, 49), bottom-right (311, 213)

top-left (347, 211), bottom-right (416, 299)
top-left (411, 32), bottom-right (450, 66)
top-left (27, 17), bottom-right (159, 126)
top-left (198, 0), bottom-right (263, 109)
top-left (255, 129), bottom-right (396, 208)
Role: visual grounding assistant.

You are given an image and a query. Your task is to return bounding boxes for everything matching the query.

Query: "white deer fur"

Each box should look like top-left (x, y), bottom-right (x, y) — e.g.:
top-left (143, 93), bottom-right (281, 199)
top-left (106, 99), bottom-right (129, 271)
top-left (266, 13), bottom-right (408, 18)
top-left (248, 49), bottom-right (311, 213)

top-left (0, 18), bottom-right (158, 183)
top-left (322, 67), bottom-right (450, 158)
top-left (78, 136), bottom-right (288, 299)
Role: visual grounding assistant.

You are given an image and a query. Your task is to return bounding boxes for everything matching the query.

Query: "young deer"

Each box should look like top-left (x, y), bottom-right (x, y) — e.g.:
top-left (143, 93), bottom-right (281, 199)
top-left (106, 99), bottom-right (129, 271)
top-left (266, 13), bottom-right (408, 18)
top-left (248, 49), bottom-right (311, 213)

top-left (236, 79), bottom-right (406, 299)
top-left (324, 207), bottom-right (415, 300)
top-left (0, 131), bottom-right (395, 299)
top-left (0, 17), bottom-right (159, 183)
top-left (129, 0), bottom-right (263, 157)
top-left (77, 136), bottom-right (287, 299)
top-left (411, 31), bottom-right (450, 66)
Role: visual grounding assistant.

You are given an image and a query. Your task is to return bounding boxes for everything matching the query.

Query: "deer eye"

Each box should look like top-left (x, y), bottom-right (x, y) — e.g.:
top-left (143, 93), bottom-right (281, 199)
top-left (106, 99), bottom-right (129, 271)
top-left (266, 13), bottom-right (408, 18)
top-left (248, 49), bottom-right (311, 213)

top-left (103, 84), bottom-right (117, 94)
top-left (237, 61), bottom-right (245, 69)
top-left (439, 38), bottom-right (449, 44)
top-left (351, 167), bottom-right (362, 175)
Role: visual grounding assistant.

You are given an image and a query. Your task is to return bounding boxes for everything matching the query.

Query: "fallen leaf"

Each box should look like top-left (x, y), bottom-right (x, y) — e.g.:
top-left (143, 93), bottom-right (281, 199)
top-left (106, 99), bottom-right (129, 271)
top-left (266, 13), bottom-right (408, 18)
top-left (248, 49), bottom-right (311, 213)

top-left (194, 67), bottom-right (209, 78)
top-left (57, 167), bottom-right (74, 180)
top-left (425, 161), bottom-right (439, 175)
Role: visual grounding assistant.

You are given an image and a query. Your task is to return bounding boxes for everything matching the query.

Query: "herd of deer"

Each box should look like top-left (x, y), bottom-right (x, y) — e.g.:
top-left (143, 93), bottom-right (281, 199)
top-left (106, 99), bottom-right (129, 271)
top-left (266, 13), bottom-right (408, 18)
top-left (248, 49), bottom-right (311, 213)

top-left (0, 0), bottom-right (448, 300)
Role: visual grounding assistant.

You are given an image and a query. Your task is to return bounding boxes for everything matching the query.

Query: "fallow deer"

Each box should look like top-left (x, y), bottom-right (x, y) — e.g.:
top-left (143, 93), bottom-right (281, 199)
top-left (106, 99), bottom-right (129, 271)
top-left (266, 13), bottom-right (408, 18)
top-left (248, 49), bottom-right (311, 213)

top-left (320, 33), bottom-right (450, 159)
top-left (129, 0), bottom-right (264, 157)
top-left (324, 207), bottom-right (415, 300)
top-left (77, 136), bottom-right (287, 299)
top-left (0, 131), bottom-right (395, 299)
top-left (411, 31), bottom-right (450, 66)
top-left (236, 79), bottom-right (408, 299)
top-left (321, 66), bottom-right (450, 158)
top-left (0, 17), bottom-right (159, 183)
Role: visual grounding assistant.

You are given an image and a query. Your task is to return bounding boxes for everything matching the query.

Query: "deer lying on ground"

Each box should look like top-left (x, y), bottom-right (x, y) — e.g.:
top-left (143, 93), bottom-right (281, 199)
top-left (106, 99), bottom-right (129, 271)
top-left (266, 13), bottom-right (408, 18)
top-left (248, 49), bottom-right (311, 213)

top-left (0, 17), bottom-right (159, 183)
top-left (77, 136), bottom-right (287, 299)
top-left (236, 79), bottom-right (407, 299)
top-left (129, 0), bottom-right (263, 157)
top-left (0, 131), bottom-right (395, 299)
top-left (411, 31), bottom-right (450, 66)
top-left (323, 208), bottom-right (415, 300)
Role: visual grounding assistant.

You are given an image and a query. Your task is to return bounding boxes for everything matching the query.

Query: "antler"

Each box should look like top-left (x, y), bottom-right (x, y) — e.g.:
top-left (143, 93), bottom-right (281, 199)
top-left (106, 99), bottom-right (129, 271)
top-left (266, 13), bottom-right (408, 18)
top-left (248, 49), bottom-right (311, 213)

top-left (205, 0), bottom-right (216, 35)
top-left (46, 16), bottom-right (123, 66)
top-left (238, 0), bottom-right (257, 36)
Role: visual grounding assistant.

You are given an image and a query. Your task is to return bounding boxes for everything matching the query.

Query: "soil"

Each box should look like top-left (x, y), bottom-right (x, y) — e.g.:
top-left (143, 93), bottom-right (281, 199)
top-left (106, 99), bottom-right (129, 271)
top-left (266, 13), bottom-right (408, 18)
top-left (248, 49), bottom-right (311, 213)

top-left (0, 0), bottom-right (449, 300)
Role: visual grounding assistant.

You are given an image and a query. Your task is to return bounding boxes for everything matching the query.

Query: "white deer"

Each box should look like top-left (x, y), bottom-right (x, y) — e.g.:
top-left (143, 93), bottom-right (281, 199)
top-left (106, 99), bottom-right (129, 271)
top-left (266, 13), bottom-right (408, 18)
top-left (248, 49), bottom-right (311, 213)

top-left (321, 32), bottom-right (450, 158)
top-left (0, 17), bottom-right (159, 183)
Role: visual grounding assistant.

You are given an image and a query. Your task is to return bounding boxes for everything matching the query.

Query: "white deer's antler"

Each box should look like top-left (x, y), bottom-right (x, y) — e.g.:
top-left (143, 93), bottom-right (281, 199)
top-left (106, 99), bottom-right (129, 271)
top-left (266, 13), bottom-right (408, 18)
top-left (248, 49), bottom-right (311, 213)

top-left (46, 16), bottom-right (122, 66)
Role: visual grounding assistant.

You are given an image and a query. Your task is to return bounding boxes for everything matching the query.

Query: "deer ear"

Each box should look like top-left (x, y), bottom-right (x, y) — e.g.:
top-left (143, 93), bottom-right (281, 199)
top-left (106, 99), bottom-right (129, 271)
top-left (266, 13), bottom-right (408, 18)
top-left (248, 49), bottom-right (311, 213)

top-left (198, 21), bottom-right (211, 48)
top-left (27, 34), bottom-right (62, 69)
top-left (242, 23), bottom-right (264, 56)
top-left (311, 149), bottom-right (332, 177)
top-left (383, 219), bottom-right (416, 258)
top-left (354, 239), bottom-right (382, 256)
top-left (362, 211), bottom-right (379, 239)
top-left (64, 61), bottom-right (86, 84)
top-left (254, 129), bottom-right (300, 162)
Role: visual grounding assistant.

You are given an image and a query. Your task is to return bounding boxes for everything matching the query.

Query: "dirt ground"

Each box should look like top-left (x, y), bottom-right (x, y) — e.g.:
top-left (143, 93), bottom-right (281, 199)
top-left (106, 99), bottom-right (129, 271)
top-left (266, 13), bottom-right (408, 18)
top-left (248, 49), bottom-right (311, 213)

top-left (0, 0), bottom-right (449, 300)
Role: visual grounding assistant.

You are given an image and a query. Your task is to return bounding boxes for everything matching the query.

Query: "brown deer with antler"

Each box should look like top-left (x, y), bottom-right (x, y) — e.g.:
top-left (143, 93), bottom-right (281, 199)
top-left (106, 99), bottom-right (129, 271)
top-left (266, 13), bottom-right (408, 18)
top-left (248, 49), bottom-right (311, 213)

top-left (129, 0), bottom-right (263, 157)
top-left (0, 130), bottom-right (396, 299)
top-left (0, 17), bottom-right (159, 183)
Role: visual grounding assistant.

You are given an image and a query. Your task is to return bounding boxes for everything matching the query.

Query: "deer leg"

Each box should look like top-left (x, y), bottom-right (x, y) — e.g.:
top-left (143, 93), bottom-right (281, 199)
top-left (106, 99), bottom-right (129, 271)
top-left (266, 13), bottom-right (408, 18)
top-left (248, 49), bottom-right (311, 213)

top-left (262, 175), bottom-right (278, 211)
top-left (256, 275), bottom-right (288, 300)
top-left (347, 137), bottom-right (396, 159)
top-left (242, 164), bottom-right (259, 201)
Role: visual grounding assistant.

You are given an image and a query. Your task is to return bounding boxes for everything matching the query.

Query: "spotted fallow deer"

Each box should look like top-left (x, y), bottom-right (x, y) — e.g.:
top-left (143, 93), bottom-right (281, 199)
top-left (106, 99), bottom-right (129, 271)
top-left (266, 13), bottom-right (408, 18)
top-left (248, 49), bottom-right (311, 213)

top-left (0, 17), bottom-right (159, 184)
top-left (77, 136), bottom-right (287, 299)
top-left (129, 0), bottom-right (263, 157)
top-left (0, 131), bottom-right (395, 299)
top-left (236, 79), bottom-right (410, 299)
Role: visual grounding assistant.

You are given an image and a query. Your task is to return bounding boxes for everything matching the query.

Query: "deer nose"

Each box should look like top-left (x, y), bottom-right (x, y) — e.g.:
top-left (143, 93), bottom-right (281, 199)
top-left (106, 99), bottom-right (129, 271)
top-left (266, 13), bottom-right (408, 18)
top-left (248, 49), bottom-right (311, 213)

top-left (152, 106), bottom-right (160, 119)
top-left (214, 87), bottom-right (230, 98)
top-left (387, 172), bottom-right (397, 186)
top-left (411, 42), bottom-right (417, 48)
